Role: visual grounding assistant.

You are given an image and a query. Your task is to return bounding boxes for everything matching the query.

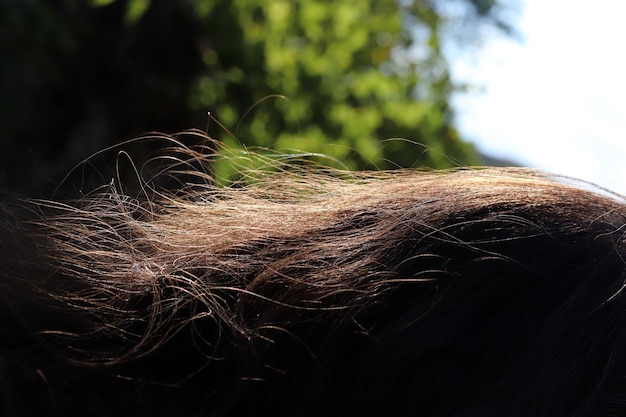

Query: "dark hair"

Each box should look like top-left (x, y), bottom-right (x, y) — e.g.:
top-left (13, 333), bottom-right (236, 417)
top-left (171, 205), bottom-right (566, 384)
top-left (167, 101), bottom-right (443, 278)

top-left (3, 134), bottom-right (626, 416)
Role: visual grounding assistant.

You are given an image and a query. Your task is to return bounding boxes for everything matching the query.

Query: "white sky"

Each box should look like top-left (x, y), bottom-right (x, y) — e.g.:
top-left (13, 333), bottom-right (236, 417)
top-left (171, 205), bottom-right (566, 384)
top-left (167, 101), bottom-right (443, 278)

top-left (453, 0), bottom-right (626, 194)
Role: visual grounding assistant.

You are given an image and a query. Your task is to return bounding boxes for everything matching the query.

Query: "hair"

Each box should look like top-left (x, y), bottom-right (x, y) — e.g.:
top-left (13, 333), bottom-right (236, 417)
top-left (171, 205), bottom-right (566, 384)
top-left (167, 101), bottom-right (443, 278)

top-left (3, 132), bottom-right (626, 416)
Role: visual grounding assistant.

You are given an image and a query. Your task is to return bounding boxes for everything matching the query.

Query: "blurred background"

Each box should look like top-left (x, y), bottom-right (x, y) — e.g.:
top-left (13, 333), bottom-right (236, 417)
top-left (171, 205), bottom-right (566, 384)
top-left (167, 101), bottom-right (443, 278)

top-left (454, 0), bottom-right (626, 196)
top-left (1, 0), bottom-right (622, 195)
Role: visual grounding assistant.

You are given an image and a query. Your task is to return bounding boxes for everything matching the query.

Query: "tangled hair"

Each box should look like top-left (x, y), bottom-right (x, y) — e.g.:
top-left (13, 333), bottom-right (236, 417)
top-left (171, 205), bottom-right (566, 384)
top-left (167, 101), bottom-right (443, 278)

top-left (3, 132), bottom-right (626, 416)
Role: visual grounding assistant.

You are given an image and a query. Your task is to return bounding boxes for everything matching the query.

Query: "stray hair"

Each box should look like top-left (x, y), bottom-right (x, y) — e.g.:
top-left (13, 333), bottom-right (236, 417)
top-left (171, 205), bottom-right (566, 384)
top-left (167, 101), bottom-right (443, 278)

top-left (2, 132), bottom-right (626, 416)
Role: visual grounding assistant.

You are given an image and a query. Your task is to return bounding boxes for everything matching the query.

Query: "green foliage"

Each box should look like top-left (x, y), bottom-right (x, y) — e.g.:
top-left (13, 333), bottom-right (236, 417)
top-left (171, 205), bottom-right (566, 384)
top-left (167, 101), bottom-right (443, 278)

top-left (0, 0), bottom-right (514, 189)
top-left (187, 0), bottom-right (510, 179)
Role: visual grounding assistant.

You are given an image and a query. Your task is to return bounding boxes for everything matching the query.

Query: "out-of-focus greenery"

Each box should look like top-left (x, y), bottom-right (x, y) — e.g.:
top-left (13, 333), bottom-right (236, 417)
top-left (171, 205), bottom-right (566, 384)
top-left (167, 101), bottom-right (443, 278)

top-left (0, 0), bottom-right (515, 188)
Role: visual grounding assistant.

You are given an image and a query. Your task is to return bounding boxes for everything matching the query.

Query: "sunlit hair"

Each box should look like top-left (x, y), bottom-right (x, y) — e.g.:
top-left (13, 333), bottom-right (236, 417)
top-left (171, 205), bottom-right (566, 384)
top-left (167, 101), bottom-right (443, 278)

top-left (3, 131), bottom-right (626, 416)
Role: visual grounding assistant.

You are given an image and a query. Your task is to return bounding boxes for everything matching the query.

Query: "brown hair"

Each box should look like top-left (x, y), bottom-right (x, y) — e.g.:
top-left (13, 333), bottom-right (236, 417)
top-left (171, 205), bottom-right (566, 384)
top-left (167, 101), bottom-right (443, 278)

top-left (3, 133), bottom-right (626, 416)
